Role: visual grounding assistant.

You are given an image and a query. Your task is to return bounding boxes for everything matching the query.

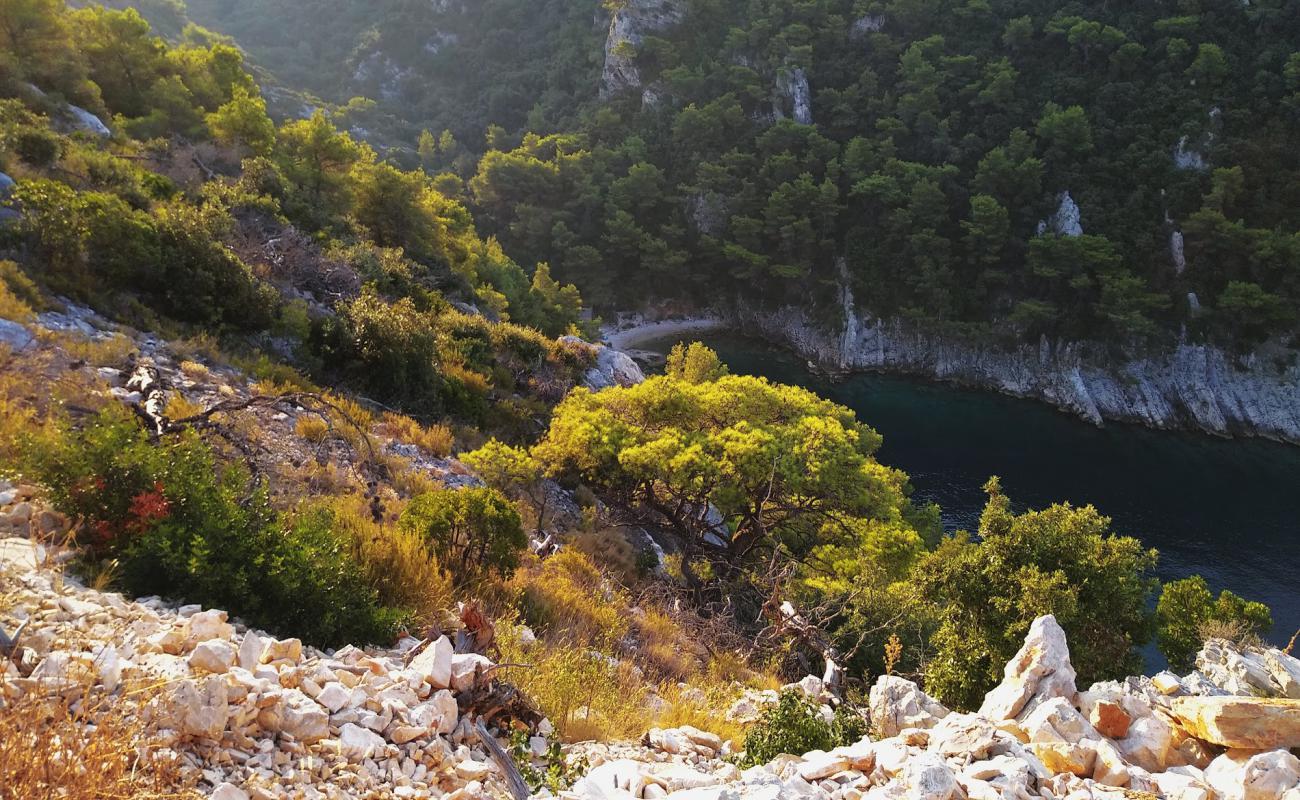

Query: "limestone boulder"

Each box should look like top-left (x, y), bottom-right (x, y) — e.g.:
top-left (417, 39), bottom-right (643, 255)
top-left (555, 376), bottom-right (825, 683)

top-left (1195, 638), bottom-right (1300, 698)
top-left (979, 615), bottom-right (1077, 722)
top-left (1020, 696), bottom-right (1098, 744)
top-left (182, 610), bottom-right (233, 649)
top-left (260, 688), bottom-right (329, 743)
top-left (171, 675), bottom-right (230, 738)
top-left (338, 722), bottom-right (387, 761)
top-left (901, 752), bottom-right (959, 800)
top-left (189, 639), bottom-right (237, 674)
top-left (449, 652), bottom-right (493, 692)
top-left (408, 635), bottom-right (453, 689)
top-left (926, 713), bottom-right (1006, 760)
top-left (1205, 749), bottom-right (1300, 800)
top-left (1171, 696), bottom-right (1300, 749)
top-left (868, 675), bottom-right (950, 738)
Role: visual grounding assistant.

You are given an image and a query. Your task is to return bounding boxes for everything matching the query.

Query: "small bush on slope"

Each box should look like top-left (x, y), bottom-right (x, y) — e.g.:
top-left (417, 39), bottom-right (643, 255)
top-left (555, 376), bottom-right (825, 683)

top-left (23, 405), bottom-right (406, 647)
top-left (740, 691), bottom-right (866, 767)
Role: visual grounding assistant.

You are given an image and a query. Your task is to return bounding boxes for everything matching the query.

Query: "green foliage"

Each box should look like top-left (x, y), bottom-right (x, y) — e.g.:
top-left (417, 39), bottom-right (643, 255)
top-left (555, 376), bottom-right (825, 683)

top-left (740, 692), bottom-right (864, 767)
top-left (398, 486), bottom-right (526, 578)
top-left (665, 341), bottom-right (728, 384)
top-left (25, 406), bottom-right (403, 646)
top-left (1156, 576), bottom-right (1273, 671)
top-left (207, 84), bottom-right (274, 154)
top-left (510, 729), bottom-right (588, 794)
top-left (533, 366), bottom-right (933, 601)
top-left (916, 477), bottom-right (1158, 710)
top-left (319, 289), bottom-right (443, 412)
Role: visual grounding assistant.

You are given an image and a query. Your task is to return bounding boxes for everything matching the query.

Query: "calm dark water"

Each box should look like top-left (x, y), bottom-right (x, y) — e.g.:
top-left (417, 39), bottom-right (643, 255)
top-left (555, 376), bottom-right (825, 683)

top-left (646, 334), bottom-right (1300, 658)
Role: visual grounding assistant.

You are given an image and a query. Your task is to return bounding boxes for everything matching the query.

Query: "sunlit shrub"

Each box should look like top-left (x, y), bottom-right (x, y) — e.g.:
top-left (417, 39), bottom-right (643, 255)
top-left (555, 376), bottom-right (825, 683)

top-left (399, 487), bottom-right (525, 579)
top-left (25, 406), bottom-right (403, 646)
top-left (513, 550), bottom-right (628, 646)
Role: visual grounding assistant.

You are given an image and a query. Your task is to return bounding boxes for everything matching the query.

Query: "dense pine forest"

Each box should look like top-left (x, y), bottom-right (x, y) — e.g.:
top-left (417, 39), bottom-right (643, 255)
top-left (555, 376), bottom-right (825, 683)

top-left (115, 0), bottom-right (1300, 351)
top-left (0, 5), bottom-right (1297, 798)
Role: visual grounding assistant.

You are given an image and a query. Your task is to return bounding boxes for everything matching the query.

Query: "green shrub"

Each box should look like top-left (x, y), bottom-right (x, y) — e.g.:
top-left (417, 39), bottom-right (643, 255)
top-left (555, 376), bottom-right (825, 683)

top-left (1157, 576), bottom-right (1273, 671)
top-left (0, 261), bottom-right (42, 311)
top-left (27, 406), bottom-right (403, 647)
top-left (14, 127), bottom-right (61, 167)
top-left (398, 486), bottom-right (525, 579)
top-left (740, 691), bottom-right (864, 767)
top-left (317, 289), bottom-right (443, 412)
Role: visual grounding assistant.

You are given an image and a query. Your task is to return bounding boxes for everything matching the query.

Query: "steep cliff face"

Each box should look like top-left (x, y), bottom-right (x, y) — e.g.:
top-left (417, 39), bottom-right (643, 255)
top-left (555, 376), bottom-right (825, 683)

top-left (600, 0), bottom-right (685, 98)
top-left (723, 302), bottom-right (1300, 445)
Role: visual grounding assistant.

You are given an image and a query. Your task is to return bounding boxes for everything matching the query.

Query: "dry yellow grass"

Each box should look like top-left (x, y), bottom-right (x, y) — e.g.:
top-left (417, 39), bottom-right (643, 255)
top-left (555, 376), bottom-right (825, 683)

top-left (379, 411), bottom-right (454, 457)
top-left (62, 332), bottom-right (136, 368)
top-left (295, 413), bottom-right (331, 444)
top-left (374, 451), bottom-right (440, 498)
top-left (513, 550), bottom-right (630, 646)
top-left (327, 493), bottom-right (453, 626)
top-left (0, 279), bottom-right (35, 323)
top-left (0, 683), bottom-right (198, 800)
top-left (178, 360), bottom-right (211, 380)
top-left (164, 393), bottom-right (205, 420)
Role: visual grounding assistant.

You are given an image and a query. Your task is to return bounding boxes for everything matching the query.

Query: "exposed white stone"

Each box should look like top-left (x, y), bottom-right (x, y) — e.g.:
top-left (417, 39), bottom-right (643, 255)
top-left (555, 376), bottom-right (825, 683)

top-left (722, 299), bottom-right (1300, 444)
top-left (1036, 191), bottom-right (1084, 237)
top-left (980, 616), bottom-right (1077, 722)
top-left (211, 782), bottom-right (249, 800)
top-left (189, 639), bottom-right (237, 673)
top-left (775, 67), bottom-right (813, 125)
top-left (409, 635), bottom-right (454, 688)
top-left (338, 722), bottom-right (387, 761)
top-left (1174, 136), bottom-right (1209, 171)
top-left (869, 675), bottom-right (949, 738)
top-left (600, 0), bottom-right (684, 97)
top-left (1171, 230), bottom-right (1187, 275)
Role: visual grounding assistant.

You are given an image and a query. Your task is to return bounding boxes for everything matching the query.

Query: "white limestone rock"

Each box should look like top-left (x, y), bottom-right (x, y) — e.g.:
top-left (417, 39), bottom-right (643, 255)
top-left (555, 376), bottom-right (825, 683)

top-left (408, 635), bottom-right (453, 688)
top-left (189, 638), bottom-right (237, 674)
top-left (1196, 638), bottom-right (1300, 698)
top-left (600, 0), bottom-right (685, 98)
top-left (182, 609), bottom-right (233, 649)
top-left (1205, 749), bottom-right (1300, 800)
top-left (868, 675), bottom-right (950, 738)
top-left (171, 675), bottom-right (230, 739)
top-left (338, 722), bottom-right (387, 761)
top-left (1036, 191), bottom-right (1084, 237)
top-left (979, 615), bottom-right (1077, 722)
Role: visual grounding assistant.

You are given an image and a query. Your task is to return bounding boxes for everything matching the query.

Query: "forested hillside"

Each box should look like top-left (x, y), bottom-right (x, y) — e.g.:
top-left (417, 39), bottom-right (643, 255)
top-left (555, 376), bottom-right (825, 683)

top-left (1, 7), bottom-right (1294, 798)
top-left (142, 0), bottom-right (1300, 352)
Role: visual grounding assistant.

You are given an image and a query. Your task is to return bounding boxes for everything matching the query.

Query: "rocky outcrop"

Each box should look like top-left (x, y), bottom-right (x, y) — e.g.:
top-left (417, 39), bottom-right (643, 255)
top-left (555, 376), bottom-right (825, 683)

top-left (561, 614), bottom-right (1300, 800)
top-left (774, 67), bottom-right (813, 125)
top-left (869, 675), bottom-right (949, 737)
top-left (720, 300), bottom-right (1300, 445)
top-left (560, 335), bottom-right (646, 390)
top-left (1036, 190), bottom-right (1084, 237)
top-left (600, 0), bottom-right (685, 98)
top-left (1171, 696), bottom-right (1300, 749)
top-left (1195, 637), bottom-right (1300, 698)
top-left (0, 533), bottom-right (536, 800)
top-left (979, 615), bottom-right (1077, 722)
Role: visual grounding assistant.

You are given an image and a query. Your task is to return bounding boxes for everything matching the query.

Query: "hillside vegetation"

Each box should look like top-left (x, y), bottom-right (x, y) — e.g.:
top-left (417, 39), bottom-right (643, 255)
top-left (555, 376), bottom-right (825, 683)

top-left (0, 1), bottom-right (1285, 782)
top-left (149, 0), bottom-right (1300, 352)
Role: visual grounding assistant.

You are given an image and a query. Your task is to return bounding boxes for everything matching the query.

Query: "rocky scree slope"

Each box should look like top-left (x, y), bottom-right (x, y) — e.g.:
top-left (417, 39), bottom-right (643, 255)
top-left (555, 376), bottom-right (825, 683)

top-left (6, 508), bottom-right (1300, 800)
top-left (564, 615), bottom-right (1300, 800)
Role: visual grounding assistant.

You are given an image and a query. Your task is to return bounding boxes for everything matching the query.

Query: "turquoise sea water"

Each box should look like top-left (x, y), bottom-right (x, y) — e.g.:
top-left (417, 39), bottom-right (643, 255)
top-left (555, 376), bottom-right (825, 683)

top-left (645, 334), bottom-right (1300, 658)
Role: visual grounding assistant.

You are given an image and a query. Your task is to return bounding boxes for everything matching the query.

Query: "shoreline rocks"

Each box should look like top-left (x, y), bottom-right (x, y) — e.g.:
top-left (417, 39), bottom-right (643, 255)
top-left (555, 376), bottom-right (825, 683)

top-left (721, 302), bottom-right (1300, 446)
